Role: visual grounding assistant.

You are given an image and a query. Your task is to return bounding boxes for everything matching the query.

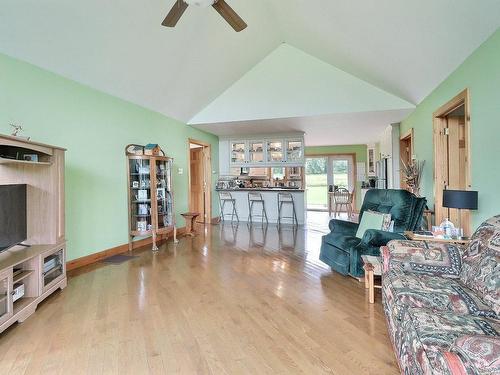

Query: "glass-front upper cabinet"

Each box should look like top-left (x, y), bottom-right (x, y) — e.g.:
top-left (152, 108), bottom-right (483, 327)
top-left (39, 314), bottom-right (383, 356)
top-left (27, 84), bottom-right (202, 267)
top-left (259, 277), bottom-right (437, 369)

top-left (0, 271), bottom-right (12, 326)
top-left (266, 140), bottom-right (283, 163)
top-left (154, 158), bottom-right (174, 231)
top-left (248, 141), bottom-right (265, 164)
top-left (286, 139), bottom-right (304, 163)
top-left (230, 141), bottom-right (246, 164)
top-left (128, 157), bottom-right (153, 234)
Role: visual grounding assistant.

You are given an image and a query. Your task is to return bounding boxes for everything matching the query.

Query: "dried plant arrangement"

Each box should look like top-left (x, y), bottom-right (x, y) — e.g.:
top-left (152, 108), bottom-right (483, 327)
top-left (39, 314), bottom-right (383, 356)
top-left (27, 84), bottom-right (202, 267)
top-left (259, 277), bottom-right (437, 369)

top-left (401, 159), bottom-right (425, 196)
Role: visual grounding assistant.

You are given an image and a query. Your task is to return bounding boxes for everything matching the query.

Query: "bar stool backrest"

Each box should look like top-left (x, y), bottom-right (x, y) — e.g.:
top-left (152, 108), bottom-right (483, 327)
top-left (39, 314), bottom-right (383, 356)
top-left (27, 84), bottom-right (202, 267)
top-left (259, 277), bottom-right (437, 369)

top-left (248, 192), bottom-right (264, 201)
top-left (278, 192), bottom-right (293, 202)
top-left (219, 191), bottom-right (233, 201)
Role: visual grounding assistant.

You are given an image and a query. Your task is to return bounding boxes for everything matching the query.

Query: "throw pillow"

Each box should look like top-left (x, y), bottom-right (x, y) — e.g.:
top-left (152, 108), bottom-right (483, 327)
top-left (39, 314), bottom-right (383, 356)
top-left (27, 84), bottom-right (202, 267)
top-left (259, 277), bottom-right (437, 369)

top-left (356, 211), bottom-right (385, 239)
top-left (367, 210), bottom-right (392, 231)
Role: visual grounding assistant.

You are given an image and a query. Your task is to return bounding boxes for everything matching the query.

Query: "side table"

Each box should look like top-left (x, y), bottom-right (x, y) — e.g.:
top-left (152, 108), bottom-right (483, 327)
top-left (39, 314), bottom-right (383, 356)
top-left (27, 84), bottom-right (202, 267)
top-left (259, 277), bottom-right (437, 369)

top-left (181, 212), bottom-right (200, 237)
top-left (404, 231), bottom-right (471, 245)
top-left (361, 255), bottom-right (382, 304)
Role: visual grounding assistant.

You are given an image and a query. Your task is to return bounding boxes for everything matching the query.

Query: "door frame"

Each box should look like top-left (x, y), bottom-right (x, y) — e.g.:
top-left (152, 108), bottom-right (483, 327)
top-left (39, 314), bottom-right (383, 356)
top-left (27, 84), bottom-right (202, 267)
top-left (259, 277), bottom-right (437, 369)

top-left (187, 138), bottom-right (212, 223)
top-left (433, 88), bottom-right (471, 234)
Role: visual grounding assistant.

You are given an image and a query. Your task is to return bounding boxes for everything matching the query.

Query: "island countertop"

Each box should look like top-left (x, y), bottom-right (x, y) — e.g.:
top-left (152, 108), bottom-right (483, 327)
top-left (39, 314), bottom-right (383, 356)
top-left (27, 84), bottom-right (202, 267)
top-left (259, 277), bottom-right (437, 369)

top-left (215, 188), bottom-right (305, 224)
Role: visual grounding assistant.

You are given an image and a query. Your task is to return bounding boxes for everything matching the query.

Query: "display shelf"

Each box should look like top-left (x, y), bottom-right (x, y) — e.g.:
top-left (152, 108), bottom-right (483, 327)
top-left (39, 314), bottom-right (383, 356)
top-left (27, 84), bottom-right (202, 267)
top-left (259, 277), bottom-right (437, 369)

top-left (13, 297), bottom-right (36, 315)
top-left (13, 270), bottom-right (34, 284)
top-left (126, 145), bottom-right (176, 251)
top-left (0, 157), bottom-right (52, 166)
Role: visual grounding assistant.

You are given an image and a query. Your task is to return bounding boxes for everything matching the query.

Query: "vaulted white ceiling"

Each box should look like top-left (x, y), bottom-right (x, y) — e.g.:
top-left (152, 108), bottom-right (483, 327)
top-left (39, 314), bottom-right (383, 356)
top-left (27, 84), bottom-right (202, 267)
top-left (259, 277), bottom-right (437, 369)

top-left (1, 0), bottom-right (499, 131)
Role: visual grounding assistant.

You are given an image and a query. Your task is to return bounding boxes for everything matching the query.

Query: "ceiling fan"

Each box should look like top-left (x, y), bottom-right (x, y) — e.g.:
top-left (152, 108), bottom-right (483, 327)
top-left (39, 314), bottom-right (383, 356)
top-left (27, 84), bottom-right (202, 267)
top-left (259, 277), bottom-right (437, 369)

top-left (162, 0), bottom-right (247, 32)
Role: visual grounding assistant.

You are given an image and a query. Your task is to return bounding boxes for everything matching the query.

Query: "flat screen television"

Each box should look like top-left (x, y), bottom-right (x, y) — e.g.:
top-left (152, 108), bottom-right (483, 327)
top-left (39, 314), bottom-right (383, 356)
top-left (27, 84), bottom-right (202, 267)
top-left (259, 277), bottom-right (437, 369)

top-left (0, 184), bottom-right (27, 252)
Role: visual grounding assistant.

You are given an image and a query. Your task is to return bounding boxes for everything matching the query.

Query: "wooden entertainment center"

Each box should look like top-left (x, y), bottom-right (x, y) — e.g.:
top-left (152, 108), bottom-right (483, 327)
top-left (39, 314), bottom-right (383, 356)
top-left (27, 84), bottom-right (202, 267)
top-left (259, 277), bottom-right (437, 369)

top-left (0, 134), bottom-right (66, 334)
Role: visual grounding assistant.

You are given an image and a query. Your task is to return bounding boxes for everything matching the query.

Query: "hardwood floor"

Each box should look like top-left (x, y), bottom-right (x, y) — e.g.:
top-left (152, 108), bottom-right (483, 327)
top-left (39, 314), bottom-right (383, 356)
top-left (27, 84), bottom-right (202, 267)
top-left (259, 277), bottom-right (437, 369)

top-left (0, 221), bottom-right (398, 374)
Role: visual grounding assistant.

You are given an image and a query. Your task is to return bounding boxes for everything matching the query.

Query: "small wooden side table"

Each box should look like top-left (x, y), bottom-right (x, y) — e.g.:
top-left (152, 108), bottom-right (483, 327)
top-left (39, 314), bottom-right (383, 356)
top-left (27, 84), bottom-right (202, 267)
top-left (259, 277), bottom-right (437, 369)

top-left (361, 255), bottom-right (382, 304)
top-left (181, 212), bottom-right (200, 237)
top-left (404, 231), bottom-right (471, 245)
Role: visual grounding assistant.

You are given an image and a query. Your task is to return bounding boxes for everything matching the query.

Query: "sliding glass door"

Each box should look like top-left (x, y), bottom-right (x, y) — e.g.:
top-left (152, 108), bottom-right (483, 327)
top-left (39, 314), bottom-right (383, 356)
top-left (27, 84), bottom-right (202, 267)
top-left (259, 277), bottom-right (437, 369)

top-left (305, 155), bottom-right (355, 210)
top-left (305, 157), bottom-right (328, 210)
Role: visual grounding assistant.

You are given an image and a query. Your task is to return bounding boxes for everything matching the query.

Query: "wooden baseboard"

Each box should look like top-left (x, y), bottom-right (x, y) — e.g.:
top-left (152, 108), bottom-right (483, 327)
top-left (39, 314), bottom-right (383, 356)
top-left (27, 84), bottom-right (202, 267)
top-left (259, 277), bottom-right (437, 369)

top-left (66, 227), bottom-right (186, 271)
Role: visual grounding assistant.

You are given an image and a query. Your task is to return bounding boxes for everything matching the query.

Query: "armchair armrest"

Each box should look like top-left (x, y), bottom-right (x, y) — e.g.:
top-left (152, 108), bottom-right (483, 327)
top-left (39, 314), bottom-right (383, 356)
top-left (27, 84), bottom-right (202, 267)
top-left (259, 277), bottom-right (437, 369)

top-left (328, 219), bottom-right (358, 235)
top-left (360, 229), bottom-right (405, 247)
top-left (383, 239), bottom-right (465, 277)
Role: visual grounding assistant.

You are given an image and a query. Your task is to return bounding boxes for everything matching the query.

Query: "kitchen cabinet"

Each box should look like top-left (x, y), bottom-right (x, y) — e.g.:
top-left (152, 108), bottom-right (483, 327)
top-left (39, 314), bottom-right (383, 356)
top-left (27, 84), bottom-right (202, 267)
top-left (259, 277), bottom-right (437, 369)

top-left (222, 134), bottom-right (304, 168)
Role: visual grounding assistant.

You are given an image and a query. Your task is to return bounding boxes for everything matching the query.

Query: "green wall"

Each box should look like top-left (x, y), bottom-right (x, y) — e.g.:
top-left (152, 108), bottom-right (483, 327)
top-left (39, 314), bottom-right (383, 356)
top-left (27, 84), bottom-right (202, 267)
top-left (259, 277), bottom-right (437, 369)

top-left (0, 53), bottom-right (219, 261)
top-left (305, 144), bottom-right (367, 210)
top-left (400, 29), bottom-right (500, 228)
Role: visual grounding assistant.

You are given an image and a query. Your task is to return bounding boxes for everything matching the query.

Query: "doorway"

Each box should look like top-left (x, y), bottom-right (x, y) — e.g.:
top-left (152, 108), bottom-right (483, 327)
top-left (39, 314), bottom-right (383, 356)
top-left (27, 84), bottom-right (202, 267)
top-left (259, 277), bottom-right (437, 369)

top-left (305, 154), bottom-right (356, 211)
top-left (433, 89), bottom-right (471, 235)
top-left (399, 128), bottom-right (414, 190)
top-left (188, 139), bottom-right (211, 223)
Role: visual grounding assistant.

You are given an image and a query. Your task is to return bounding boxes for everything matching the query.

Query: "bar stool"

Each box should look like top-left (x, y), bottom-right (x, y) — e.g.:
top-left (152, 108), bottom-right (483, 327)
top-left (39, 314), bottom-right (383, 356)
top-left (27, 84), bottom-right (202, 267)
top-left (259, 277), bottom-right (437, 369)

top-left (277, 192), bottom-right (298, 226)
top-left (219, 191), bottom-right (239, 223)
top-left (247, 192), bottom-right (268, 224)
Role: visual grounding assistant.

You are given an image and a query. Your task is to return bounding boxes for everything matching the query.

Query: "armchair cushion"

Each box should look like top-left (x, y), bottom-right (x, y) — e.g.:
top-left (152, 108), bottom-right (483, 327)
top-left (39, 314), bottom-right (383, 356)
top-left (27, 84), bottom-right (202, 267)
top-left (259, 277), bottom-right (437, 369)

top-left (360, 229), bottom-right (405, 248)
top-left (385, 240), bottom-right (464, 278)
top-left (323, 231), bottom-right (361, 250)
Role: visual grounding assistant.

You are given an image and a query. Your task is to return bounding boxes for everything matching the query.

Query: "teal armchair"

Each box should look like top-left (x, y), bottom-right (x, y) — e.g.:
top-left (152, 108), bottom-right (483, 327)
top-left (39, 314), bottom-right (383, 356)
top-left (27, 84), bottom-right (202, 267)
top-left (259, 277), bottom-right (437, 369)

top-left (319, 189), bottom-right (426, 278)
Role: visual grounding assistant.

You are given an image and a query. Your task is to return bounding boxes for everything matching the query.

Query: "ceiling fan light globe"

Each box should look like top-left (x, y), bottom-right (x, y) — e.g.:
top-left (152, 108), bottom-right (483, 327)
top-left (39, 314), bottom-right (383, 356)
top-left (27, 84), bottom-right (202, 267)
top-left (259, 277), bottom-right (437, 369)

top-left (184, 0), bottom-right (215, 7)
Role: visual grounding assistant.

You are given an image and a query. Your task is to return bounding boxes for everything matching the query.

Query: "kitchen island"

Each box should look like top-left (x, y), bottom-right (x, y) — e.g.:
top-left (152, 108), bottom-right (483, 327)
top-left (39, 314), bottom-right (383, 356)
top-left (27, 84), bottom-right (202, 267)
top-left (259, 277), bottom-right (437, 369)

top-left (216, 188), bottom-right (305, 224)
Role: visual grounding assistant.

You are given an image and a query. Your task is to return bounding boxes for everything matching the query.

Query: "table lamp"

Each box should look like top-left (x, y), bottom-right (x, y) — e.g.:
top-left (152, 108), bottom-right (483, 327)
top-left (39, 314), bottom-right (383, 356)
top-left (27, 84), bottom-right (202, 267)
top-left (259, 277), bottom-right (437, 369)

top-left (442, 189), bottom-right (478, 238)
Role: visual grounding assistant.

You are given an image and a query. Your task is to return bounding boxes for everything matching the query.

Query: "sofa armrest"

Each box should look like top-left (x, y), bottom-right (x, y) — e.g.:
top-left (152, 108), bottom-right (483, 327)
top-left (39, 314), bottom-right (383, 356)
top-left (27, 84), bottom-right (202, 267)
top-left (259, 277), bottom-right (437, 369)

top-left (438, 335), bottom-right (500, 375)
top-left (328, 219), bottom-right (358, 235)
top-left (360, 229), bottom-right (405, 247)
top-left (383, 239), bottom-right (464, 277)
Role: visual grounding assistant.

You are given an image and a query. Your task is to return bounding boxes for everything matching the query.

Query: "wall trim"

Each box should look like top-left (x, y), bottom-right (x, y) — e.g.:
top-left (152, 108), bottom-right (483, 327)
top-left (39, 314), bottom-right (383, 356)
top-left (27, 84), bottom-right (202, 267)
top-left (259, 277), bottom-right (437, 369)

top-left (66, 227), bottom-right (186, 271)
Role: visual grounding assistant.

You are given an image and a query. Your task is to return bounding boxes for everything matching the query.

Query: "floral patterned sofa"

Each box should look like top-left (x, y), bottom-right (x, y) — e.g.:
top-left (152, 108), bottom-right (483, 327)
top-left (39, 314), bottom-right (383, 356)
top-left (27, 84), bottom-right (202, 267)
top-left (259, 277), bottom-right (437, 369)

top-left (381, 215), bottom-right (500, 374)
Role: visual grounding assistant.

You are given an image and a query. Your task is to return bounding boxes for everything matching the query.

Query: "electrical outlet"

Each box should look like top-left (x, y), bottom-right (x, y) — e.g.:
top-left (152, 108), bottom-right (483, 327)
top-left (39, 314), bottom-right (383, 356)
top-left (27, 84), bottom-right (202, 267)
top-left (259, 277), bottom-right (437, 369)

top-left (178, 168), bottom-right (183, 175)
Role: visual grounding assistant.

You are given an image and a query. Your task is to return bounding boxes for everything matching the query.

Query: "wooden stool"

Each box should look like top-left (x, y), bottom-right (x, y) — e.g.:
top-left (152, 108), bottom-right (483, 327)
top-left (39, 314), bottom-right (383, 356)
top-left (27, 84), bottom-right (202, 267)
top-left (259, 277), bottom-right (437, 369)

top-left (361, 255), bottom-right (382, 303)
top-left (181, 212), bottom-right (200, 237)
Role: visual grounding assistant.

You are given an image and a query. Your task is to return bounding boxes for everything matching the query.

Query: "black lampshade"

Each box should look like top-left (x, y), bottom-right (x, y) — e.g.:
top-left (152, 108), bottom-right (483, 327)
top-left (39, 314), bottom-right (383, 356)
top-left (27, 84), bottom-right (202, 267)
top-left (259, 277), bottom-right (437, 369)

top-left (443, 190), bottom-right (478, 210)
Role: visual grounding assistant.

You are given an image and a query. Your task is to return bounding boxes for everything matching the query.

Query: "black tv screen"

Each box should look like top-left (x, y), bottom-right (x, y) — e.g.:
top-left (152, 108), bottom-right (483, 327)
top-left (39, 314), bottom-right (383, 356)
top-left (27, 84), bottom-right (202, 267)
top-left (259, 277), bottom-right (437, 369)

top-left (0, 184), bottom-right (27, 252)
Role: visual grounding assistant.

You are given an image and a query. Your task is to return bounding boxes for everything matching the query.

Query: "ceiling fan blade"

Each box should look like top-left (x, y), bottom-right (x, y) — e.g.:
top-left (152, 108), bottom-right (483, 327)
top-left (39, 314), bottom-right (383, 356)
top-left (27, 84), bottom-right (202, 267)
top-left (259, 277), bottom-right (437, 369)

top-left (212, 0), bottom-right (247, 32)
top-left (162, 0), bottom-right (189, 27)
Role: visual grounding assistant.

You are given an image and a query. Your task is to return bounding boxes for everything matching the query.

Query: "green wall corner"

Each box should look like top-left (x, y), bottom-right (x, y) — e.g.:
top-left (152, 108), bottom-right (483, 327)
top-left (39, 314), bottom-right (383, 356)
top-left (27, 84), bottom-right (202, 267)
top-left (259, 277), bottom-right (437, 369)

top-left (0, 53), bottom-right (219, 261)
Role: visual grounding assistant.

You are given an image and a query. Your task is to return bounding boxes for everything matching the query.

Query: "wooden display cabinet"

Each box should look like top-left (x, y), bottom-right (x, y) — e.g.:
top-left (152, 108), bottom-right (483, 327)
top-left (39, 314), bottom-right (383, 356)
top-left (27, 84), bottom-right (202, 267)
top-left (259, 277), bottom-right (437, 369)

top-left (0, 134), bottom-right (67, 334)
top-left (126, 145), bottom-right (176, 251)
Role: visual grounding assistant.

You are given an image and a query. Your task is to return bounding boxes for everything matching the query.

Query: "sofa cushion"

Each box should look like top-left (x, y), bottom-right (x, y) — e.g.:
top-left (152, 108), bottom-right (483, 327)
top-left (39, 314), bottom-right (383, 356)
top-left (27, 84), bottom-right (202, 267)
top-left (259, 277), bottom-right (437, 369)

top-left (323, 231), bottom-right (361, 250)
top-left (386, 239), bottom-right (465, 278)
top-left (397, 308), bottom-right (500, 375)
top-left (440, 335), bottom-right (500, 375)
top-left (460, 216), bottom-right (500, 315)
top-left (384, 270), bottom-right (498, 320)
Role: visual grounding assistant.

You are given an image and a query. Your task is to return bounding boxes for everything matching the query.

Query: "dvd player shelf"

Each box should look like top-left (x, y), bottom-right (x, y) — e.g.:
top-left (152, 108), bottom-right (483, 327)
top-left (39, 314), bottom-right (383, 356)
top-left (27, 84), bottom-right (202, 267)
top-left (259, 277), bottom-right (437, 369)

top-left (0, 134), bottom-right (66, 334)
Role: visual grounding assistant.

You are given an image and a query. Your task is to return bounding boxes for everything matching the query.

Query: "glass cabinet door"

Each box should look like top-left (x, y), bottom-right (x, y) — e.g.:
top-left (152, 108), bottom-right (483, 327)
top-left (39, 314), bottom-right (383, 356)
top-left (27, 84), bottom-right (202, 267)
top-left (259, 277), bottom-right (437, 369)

top-left (230, 141), bottom-right (246, 164)
top-left (155, 158), bottom-right (173, 230)
top-left (129, 158), bottom-right (152, 233)
top-left (249, 141), bottom-right (264, 163)
top-left (286, 140), bottom-right (303, 163)
top-left (0, 272), bottom-right (12, 325)
top-left (42, 248), bottom-right (65, 293)
top-left (267, 140), bottom-right (283, 162)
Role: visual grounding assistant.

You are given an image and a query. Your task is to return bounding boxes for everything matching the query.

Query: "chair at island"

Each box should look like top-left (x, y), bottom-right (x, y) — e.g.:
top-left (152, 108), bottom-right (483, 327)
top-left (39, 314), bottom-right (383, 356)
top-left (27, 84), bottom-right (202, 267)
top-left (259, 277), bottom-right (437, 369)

top-left (319, 189), bottom-right (426, 278)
